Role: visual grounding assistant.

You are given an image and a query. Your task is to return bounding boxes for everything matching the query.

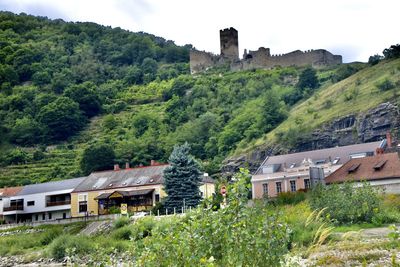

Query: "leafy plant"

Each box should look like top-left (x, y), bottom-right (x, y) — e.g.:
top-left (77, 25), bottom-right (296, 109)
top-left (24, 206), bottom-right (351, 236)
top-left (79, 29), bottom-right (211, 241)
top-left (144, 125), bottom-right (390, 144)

top-left (310, 182), bottom-right (381, 224)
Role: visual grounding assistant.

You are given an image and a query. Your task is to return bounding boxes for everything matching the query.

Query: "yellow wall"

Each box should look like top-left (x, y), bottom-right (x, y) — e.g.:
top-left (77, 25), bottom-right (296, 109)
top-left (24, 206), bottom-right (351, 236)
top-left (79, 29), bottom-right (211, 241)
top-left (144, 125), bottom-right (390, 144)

top-left (71, 184), bottom-right (164, 217)
top-left (200, 182), bottom-right (215, 199)
top-left (71, 183), bottom-right (215, 217)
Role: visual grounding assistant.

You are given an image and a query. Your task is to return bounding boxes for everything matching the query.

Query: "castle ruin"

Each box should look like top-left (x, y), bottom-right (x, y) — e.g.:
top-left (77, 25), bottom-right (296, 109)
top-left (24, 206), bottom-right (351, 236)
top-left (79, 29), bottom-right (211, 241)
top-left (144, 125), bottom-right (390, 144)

top-left (190, 27), bottom-right (342, 74)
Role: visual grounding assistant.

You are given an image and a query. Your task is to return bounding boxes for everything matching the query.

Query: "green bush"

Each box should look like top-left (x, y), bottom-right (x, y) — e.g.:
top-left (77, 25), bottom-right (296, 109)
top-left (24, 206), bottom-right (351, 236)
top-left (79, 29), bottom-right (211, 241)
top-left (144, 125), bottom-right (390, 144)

top-left (40, 227), bottom-right (62, 245)
top-left (270, 191), bottom-right (307, 206)
top-left (137, 169), bottom-right (290, 266)
top-left (48, 234), bottom-right (94, 260)
top-left (130, 217), bottom-right (156, 240)
top-left (112, 225), bottom-right (132, 240)
top-left (310, 182), bottom-right (381, 224)
top-left (113, 216), bottom-right (130, 229)
top-left (376, 78), bottom-right (395, 91)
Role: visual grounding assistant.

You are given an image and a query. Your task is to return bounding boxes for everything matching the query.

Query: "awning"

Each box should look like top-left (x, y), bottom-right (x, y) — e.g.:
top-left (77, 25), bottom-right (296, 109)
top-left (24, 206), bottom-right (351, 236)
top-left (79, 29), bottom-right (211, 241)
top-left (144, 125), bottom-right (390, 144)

top-left (94, 189), bottom-right (154, 200)
top-left (94, 192), bottom-right (113, 200)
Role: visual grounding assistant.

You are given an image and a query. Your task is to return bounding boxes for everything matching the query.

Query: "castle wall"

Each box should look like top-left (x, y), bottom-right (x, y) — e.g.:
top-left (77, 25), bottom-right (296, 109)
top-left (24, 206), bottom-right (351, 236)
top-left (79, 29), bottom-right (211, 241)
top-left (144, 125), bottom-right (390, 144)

top-left (190, 28), bottom-right (342, 73)
top-left (232, 48), bottom-right (342, 71)
top-left (189, 50), bottom-right (219, 74)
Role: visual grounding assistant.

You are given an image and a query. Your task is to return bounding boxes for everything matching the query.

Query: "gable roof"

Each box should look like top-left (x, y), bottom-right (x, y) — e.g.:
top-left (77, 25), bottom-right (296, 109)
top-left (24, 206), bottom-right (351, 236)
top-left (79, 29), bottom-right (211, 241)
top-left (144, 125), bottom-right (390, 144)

top-left (256, 141), bottom-right (382, 174)
top-left (17, 177), bottom-right (86, 196)
top-left (325, 152), bottom-right (400, 184)
top-left (0, 186), bottom-right (23, 199)
top-left (73, 164), bottom-right (169, 192)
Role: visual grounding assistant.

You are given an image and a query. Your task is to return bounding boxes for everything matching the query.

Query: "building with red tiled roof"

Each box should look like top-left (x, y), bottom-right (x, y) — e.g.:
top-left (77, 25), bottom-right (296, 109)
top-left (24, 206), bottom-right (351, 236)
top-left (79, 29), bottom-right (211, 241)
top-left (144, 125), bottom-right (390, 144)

top-left (325, 152), bottom-right (400, 193)
top-left (0, 186), bottom-right (23, 220)
top-left (252, 141), bottom-right (382, 199)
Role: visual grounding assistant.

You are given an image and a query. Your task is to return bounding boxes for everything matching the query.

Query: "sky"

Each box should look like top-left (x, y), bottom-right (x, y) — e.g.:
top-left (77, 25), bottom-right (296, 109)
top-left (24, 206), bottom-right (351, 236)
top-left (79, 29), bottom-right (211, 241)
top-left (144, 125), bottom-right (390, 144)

top-left (0, 0), bottom-right (399, 62)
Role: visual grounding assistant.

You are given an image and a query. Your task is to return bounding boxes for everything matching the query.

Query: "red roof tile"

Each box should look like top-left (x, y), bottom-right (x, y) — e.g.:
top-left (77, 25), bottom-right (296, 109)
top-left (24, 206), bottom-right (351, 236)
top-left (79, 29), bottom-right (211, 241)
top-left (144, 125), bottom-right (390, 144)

top-left (0, 186), bottom-right (23, 197)
top-left (325, 153), bottom-right (400, 184)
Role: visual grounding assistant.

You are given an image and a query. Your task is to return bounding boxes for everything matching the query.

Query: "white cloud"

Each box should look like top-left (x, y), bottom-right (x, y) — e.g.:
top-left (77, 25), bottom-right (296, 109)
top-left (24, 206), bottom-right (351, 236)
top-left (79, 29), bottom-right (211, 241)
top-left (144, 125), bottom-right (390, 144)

top-left (1, 0), bottom-right (399, 62)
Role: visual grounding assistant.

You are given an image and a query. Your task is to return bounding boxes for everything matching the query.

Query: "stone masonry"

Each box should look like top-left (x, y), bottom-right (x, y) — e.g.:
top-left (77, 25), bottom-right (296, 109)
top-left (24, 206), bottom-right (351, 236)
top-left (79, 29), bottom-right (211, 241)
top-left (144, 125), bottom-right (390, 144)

top-left (190, 27), bottom-right (342, 74)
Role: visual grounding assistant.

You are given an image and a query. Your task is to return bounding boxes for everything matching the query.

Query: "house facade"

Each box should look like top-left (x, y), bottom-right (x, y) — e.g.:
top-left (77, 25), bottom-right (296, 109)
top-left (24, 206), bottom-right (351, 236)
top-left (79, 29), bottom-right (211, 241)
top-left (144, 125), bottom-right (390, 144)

top-left (325, 152), bottom-right (400, 194)
top-left (2, 178), bottom-right (85, 223)
top-left (71, 163), bottom-right (215, 217)
top-left (252, 141), bottom-right (382, 199)
top-left (0, 187), bottom-right (22, 221)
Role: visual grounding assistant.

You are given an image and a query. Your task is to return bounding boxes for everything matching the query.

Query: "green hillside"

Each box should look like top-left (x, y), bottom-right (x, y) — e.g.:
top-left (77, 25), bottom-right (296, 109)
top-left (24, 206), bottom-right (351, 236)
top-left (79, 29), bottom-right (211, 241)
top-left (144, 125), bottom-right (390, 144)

top-left (0, 12), bottom-right (399, 187)
top-left (244, 58), bottom-right (400, 153)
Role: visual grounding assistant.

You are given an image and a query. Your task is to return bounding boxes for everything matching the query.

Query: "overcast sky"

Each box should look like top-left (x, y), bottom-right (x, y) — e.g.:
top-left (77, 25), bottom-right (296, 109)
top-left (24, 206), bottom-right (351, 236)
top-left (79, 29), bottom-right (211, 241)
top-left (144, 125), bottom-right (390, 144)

top-left (1, 0), bottom-right (399, 62)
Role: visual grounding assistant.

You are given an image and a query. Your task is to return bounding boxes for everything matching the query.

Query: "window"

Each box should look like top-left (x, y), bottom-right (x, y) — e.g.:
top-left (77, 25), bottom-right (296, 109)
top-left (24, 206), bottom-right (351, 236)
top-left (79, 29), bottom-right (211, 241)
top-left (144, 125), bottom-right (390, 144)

top-left (276, 182), bottom-right (282, 194)
top-left (304, 179), bottom-right (311, 189)
top-left (35, 214), bottom-right (39, 221)
top-left (79, 201), bottom-right (88, 213)
top-left (42, 214), bottom-right (45, 220)
top-left (63, 213), bottom-right (67, 219)
top-left (78, 194), bottom-right (88, 213)
top-left (48, 212), bottom-right (52, 220)
top-left (27, 201), bottom-right (35, 206)
top-left (262, 183), bottom-right (268, 196)
top-left (155, 194), bottom-right (160, 203)
top-left (290, 180), bottom-right (296, 192)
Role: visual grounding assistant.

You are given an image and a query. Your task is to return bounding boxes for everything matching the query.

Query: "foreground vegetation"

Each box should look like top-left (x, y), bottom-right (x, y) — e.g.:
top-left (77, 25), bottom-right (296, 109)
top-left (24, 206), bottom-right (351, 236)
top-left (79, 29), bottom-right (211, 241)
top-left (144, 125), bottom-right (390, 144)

top-left (1, 172), bottom-right (399, 266)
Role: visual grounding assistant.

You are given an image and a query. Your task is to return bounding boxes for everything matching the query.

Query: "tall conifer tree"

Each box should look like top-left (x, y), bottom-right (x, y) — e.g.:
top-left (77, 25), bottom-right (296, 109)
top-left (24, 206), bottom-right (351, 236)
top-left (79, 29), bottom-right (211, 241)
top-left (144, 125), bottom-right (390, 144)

top-left (163, 143), bottom-right (202, 211)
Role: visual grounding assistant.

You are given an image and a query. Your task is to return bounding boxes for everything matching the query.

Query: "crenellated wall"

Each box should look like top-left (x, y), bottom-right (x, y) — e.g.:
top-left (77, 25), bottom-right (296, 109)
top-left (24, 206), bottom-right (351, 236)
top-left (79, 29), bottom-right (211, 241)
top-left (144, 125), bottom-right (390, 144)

top-left (190, 28), bottom-right (342, 74)
top-left (232, 48), bottom-right (342, 71)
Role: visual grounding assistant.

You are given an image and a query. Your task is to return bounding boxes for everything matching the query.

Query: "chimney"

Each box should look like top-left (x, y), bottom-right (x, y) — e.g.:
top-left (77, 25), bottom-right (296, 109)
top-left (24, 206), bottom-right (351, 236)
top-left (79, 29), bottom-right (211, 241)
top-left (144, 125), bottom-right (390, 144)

top-left (125, 162), bottom-right (130, 169)
top-left (114, 164), bottom-right (120, 171)
top-left (386, 131), bottom-right (392, 149)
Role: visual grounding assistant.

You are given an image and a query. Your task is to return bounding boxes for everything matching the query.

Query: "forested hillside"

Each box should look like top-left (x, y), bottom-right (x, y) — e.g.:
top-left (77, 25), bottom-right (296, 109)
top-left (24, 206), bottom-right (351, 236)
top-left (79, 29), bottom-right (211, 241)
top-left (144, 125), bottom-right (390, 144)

top-left (0, 12), bottom-right (399, 187)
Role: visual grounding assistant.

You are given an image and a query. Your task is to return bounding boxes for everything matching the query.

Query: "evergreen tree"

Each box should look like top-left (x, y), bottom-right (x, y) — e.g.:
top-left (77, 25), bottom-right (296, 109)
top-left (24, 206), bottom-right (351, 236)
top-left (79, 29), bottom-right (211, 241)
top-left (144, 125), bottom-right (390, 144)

top-left (163, 143), bottom-right (202, 212)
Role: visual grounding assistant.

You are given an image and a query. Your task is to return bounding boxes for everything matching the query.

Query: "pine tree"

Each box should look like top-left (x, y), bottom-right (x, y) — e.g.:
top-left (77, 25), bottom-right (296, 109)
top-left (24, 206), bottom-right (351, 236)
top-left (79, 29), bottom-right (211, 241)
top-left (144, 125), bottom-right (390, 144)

top-left (163, 143), bottom-right (202, 212)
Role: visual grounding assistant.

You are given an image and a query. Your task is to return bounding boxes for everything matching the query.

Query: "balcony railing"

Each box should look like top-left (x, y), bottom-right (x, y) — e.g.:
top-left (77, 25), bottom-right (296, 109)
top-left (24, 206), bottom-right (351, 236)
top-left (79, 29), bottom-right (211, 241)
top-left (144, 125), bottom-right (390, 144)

top-left (46, 200), bottom-right (71, 207)
top-left (3, 205), bottom-right (24, 211)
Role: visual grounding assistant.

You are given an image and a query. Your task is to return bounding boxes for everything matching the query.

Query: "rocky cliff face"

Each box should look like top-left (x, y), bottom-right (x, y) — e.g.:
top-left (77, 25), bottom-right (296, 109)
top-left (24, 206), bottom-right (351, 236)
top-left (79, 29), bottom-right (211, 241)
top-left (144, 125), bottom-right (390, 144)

top-left (222, 102), bottom-right (400, 176)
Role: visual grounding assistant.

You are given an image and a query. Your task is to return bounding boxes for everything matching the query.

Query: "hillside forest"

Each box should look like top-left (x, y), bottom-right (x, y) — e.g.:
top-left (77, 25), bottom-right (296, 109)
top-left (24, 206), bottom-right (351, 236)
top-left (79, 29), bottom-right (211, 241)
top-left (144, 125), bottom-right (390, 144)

top-left (1, 11), bottom-right (400, 187)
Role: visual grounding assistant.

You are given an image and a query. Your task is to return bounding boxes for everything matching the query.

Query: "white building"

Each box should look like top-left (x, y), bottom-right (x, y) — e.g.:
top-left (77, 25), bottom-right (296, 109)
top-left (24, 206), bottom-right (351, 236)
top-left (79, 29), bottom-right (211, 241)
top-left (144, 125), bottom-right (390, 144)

top-left (3, 178), bottom-right (85, 223)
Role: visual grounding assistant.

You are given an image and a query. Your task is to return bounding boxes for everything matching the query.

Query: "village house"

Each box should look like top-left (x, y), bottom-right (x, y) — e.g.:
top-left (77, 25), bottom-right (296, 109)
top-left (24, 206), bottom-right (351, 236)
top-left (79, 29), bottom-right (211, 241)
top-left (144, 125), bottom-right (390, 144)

top-left (0, 186), bottom-right (22, 222)
top-left (70, 162), bottom-right (215, 217)
top-left (251, 141), bottom-right (383, 199)
top-left (325, 152), bottom-right (400, 193)
top-left (2, 178), bottom-right (85, 223)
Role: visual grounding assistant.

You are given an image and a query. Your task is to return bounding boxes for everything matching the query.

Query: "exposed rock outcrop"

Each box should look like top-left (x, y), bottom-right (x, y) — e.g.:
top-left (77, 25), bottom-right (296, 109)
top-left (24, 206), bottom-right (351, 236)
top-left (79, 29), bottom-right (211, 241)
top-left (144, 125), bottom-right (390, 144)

top-left (222, 102), bottom-right (400, 176)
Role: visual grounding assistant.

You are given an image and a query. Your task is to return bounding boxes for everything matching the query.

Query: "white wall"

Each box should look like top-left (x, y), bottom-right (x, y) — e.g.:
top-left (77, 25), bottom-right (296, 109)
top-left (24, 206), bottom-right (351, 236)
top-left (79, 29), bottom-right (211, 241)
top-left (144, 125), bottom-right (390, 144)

top-left (30, 210), bottom-right (70, 222)
top-left (9, 188), bottom-right (73, 214)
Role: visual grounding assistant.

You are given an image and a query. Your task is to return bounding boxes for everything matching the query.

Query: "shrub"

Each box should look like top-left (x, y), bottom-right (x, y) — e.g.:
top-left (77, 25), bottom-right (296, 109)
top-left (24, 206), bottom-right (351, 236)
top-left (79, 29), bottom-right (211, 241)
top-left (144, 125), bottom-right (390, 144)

top-left (112, 225), bottom-right (132, 240)
top-left (376, 78), bottom-right (395, 91)
top-left (130, 217), bottom-right (156, 240)
top-left (48, 234), bottom-right (94, 260)
top-left (137, 169), bottom-right (290, 266)
top-left (40, 227), bottom-right (62, 245)
top-left (310, 182), bottom-right (381, 224)
top-left (113, 216), bottom-right (130, 229)
top-left (269, 191), bottom-right (307, 206)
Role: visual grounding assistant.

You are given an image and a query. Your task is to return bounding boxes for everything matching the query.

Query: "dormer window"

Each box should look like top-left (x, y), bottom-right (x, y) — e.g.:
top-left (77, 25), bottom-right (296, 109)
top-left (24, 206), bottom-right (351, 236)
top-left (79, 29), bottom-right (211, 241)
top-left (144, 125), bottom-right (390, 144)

top-left (373, 160), bottom-right (387, 170)
top-left (332, 157), bottom-right (340, 164)
top-left (348, 163), bottom-right (361, 173)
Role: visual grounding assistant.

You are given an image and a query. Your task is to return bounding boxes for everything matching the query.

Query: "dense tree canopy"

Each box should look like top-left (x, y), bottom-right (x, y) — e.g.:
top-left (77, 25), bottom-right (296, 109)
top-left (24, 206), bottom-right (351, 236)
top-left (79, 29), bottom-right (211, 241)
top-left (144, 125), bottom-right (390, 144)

top-left (80, 143), bottom-right (116, 175)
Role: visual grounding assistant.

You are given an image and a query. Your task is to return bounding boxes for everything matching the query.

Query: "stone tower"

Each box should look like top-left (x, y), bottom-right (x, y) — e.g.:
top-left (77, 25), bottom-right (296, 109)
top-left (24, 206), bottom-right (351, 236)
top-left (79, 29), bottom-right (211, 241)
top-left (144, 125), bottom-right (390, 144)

top-left (220, 27), bottom-right (239, 61)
